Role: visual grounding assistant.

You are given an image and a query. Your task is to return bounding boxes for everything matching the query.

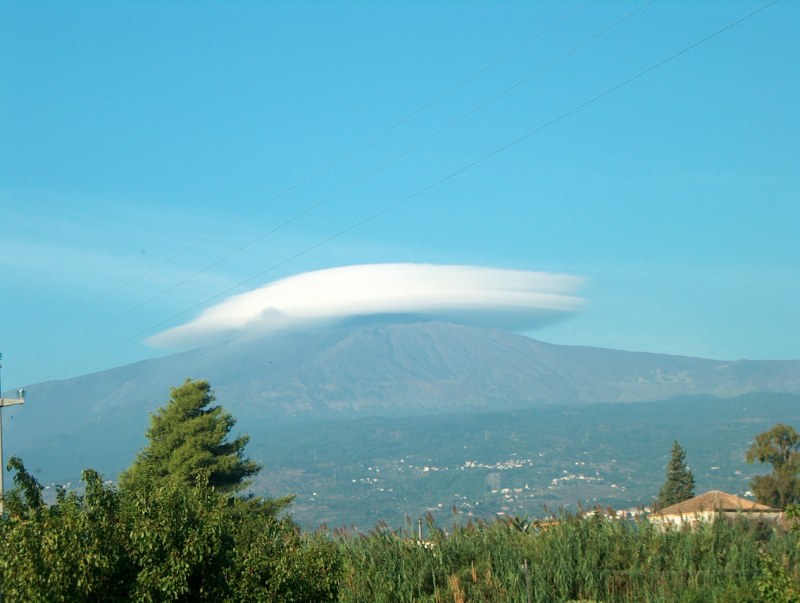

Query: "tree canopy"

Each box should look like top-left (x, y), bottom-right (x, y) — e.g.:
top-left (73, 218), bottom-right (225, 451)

top-left (120, 379), bottom-right (261, 494)
top-left (746, 423), bottom-right (800, 508)
top-left (657, 440), bottom-right (695, 508)
top-left (0, 457), bottom-right (339, 602)
top-left (0, 379), bottom-right (334, 601)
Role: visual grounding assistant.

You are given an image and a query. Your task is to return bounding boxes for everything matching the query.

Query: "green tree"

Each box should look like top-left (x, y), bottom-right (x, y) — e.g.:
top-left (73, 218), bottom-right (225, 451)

top-left (657, 440), bottom-right (695, 508)
top-left (120, 379), bottom-right (261, 494)
top-left (0, 460), bottom-right (339, 602)
top-left (746, 423), bottom-right (800, 508)
top-left (0, 459), bottom-right (132, 602)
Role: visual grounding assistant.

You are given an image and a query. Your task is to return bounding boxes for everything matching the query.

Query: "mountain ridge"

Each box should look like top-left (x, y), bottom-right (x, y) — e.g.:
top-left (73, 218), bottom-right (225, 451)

top-left (4, 321), bottom-right (799, 487)
top-left (8, 321), bottom-right (800, 421)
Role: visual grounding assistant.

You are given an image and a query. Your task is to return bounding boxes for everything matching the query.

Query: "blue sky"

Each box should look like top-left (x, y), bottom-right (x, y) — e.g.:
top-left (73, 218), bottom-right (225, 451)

top-left (1, 0), bottom-right (798, 389)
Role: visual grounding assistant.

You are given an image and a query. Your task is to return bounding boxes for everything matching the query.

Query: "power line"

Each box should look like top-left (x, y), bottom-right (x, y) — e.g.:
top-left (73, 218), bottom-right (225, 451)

top-left (27, 0), bottom-right (779, 384)
top-left (9, 0), bottom-right (595, 351)
top-left (12, 1), bottom-right (648, 378)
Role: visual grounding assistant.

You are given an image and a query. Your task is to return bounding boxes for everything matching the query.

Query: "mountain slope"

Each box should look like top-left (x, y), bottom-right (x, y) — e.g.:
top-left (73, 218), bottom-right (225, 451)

top-left (10, 320), bottom-right (800, 424)
top-left (4, 321), bottom-right (799, 484)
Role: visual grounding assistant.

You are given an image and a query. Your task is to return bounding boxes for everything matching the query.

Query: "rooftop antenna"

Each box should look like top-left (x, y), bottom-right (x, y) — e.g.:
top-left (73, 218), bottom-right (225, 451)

top-left (0, 352), bottom-right (26, 515)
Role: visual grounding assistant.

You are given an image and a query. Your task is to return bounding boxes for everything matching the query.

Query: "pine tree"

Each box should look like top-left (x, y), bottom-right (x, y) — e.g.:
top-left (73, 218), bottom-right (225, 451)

top-left (657, 440), bottom-right (695, 508)
top-left (120, 379), bottom-right (261, 493)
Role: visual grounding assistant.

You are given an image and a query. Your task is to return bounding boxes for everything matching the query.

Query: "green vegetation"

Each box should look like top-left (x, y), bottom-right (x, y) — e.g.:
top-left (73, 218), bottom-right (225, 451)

top-left (747, 423), bottom-right (800, 508)
top-left (3, 465), bottom-right (800, 602)
top-left (0, 379), bottom-right (338, 602)
top-left (120, 379), bottom-right (261, 493)
top-left (3, 381), bottom-right (800, 600)
top-left (657, 440), bottom-right (695, 508)
top-left (0, 458), bottom-right (339, 602)
top-left (334, 512), bottom-right (800, 602)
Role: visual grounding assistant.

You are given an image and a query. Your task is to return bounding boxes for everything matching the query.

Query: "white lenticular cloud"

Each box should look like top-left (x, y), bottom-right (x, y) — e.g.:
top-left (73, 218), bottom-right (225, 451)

top-left (147, 263), bottom-right (585, 349)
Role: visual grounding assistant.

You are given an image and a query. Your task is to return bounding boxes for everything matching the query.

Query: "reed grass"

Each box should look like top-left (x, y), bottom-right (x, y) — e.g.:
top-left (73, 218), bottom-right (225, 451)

top-left (332, 513), bottom-right (800, 602)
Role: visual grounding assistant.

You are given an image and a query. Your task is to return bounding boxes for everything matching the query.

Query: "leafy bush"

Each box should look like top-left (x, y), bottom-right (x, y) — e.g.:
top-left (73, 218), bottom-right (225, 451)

top-left (0, 458), bottom-right (339, 602)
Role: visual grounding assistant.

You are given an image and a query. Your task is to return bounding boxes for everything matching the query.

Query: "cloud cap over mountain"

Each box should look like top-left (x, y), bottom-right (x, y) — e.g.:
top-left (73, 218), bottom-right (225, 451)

top-left (147, 263), bottom-right (585, 349)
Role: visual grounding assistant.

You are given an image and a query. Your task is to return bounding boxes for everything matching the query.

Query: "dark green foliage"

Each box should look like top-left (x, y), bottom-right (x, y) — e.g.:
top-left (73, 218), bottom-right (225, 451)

top-left (657, 440), bottom-right (695, 508)
top-left (3, 461), bottom-right (798, 602)
top-left (755, 505), bottom-right (800, 602)
top-left (7, 386), bottom-right (800, 601)
top-left (756, 551), bottom-right (800, 603)
top-left (747, 423), bottom-right (800, 508)
top-left (120, 379), bottom-right (261, 494)
top-left (0, 376), bottom-right (336, 602)
top-left (0, 460), bottom-right (132, 602)
top-left (3, 455), bottom-right (44, 515)
top-left (0, 459), bottom-right (339, 602)
top-left (226, 514), bottom-right (341, 603)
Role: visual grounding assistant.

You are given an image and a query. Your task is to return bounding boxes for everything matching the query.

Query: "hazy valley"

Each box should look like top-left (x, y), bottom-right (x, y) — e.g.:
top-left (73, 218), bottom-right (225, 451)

top-left (5, 321), bottom-right (800, 528)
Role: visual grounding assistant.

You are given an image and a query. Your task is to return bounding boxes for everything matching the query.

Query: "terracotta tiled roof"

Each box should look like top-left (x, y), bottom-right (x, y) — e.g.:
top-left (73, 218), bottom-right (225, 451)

top-left (656, 490), bottom-right (779, 516)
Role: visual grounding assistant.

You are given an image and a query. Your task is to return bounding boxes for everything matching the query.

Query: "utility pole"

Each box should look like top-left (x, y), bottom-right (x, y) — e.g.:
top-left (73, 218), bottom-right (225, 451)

top-left (0, 353), bottom-right (26, 515)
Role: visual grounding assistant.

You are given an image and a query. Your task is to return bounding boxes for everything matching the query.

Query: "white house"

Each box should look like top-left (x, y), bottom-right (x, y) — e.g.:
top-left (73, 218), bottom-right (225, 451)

top-left (651, 490), bottom-right (781, 529)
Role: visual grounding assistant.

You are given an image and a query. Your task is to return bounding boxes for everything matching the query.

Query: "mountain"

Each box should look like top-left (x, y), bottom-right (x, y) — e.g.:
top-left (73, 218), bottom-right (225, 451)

top-left (4, 321), bottom-right (800, 493)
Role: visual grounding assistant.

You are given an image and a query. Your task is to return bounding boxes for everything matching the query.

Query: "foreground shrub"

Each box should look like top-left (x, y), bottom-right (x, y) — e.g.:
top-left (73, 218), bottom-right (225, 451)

top-left (0, 458), bottom-right (339, 602)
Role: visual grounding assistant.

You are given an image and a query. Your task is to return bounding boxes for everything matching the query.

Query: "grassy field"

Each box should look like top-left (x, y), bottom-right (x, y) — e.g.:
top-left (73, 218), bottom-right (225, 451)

top-left (332, 512), bottom-right (799, 602)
